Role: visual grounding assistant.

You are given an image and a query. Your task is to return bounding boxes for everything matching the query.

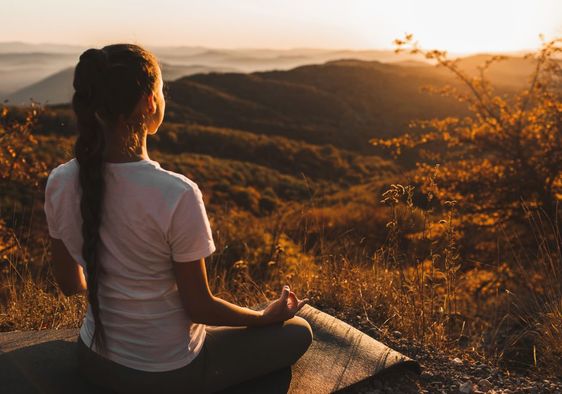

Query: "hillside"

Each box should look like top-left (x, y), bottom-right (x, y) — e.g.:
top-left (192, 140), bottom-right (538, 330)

top-left (163, 57), bottom-right (540, 153)
top-left (0, 52), bottom-right (77, 96)
top-left (5, 63), bottom-right (239, 105)
top-left (34, 55), bottom-right (536, 179)
top-left (164, 59), bottom-right (468, 152)
top-left (0, 43), bottom-right (428, 97)
top-left (23, 53), bottom-right (558, 250)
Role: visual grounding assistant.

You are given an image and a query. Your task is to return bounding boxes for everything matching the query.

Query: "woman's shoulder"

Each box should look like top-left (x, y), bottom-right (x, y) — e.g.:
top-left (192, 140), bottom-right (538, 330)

top-left (50, 158), bottom-right (78, 174)
top-left (46, 158), bottom-right (78, 186)
top-left (149, 163), bottom-right (200, 194)
top-left (143, 165), bottom-right (203, 213)
top-left (44, 159), bottom-right (80, 204)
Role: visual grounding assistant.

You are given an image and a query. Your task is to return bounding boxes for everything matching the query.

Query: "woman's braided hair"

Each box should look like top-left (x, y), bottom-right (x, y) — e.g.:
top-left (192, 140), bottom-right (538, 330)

top-left (72, 44), bottom-right (159, 355)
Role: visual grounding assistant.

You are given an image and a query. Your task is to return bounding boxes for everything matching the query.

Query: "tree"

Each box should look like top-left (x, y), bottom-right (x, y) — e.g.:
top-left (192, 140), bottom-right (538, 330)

top-left (0, 102), bottom-right (48, 261)
top-left (0, 102), bottom-right (47, 185)
top-left (371, 35), bottom-right (562, 230)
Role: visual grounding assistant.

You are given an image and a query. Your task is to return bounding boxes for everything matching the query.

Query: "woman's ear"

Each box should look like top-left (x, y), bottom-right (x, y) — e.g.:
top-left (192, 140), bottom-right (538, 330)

top-left (147, 92), bottom-right (157, 114)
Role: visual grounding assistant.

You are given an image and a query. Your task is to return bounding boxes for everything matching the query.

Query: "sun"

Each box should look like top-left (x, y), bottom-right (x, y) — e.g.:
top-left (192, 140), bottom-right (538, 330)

top-left (353, 0), bottom-right (561, 54)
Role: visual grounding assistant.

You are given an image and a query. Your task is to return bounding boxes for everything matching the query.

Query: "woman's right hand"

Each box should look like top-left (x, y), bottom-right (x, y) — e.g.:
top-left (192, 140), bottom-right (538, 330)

top-left (259, 285), bottom-right (309, 325)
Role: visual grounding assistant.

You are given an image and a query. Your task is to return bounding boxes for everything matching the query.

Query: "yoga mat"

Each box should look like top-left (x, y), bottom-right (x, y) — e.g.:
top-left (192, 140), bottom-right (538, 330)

top-left (0, 304), bottom-right (419, 393)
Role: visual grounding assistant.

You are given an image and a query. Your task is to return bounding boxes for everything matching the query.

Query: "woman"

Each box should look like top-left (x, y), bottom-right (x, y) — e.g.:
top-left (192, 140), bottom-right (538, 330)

top-left (43, 43), bottom-right (313, 394)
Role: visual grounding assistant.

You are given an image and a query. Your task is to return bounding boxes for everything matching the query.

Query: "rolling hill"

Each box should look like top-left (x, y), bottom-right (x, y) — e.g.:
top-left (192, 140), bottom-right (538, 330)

top-left (34, 54), bottom-right (540, 168)
top-left (0, 42), bottom-right (428, 97)
top-left (163, 59), bottom-right (468, 152)
top-left (4, 63), bottom-right (239, 105)
top-left (25, 52), bottom-right (549, 216)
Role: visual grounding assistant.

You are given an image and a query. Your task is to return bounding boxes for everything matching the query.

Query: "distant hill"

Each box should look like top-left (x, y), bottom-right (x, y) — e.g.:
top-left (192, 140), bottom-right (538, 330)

top-left (0, 52), bottom-right (77, 96)
top-left (4, 63), bottom-right (239, 105)
top-left (164, 58), bottom-right (525, 153)
top-left (33, 56), bottom-right (542, 155)
top-left (160, 63), bottom-right (239, 81)
top-left (1, 42), bottom-right (544, 103)
top-left (6, 67), bottom-right (74, 106)
top-left (0, 43), bottom-right (428, 96)
top-left (456, 54), bottom-right (549, 88)
top-left (26, 52), bottom-right (552, 213)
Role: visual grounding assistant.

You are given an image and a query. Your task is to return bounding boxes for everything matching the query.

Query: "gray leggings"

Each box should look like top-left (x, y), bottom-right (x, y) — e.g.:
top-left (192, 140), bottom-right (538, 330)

top-left (76, 315), bottom-right (313, 393)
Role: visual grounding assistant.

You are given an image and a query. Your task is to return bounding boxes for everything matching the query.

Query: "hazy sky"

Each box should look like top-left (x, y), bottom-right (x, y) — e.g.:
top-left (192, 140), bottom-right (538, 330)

top-left (2, 0), bottom-right (561, 53)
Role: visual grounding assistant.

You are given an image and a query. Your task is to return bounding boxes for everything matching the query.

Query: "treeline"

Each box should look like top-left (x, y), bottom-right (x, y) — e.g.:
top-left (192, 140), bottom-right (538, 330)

top-left (25, 106), bottom-right (398, 185)
top-left (151, 123), bottom-right (397, 184)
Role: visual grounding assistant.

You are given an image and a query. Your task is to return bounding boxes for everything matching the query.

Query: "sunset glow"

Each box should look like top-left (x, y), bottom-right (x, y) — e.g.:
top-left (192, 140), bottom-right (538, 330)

top-left (2, 0), bottom-right (560, 53)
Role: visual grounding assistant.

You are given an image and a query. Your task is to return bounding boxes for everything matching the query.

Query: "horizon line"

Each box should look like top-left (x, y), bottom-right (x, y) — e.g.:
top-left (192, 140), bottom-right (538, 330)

top-left (0, 40), bottom-right (543, 57)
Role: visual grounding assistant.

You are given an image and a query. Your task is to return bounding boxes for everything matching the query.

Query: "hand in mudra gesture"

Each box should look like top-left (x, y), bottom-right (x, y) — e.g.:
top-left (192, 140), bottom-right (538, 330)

top-left (261, 285), bottom-right (309, 325)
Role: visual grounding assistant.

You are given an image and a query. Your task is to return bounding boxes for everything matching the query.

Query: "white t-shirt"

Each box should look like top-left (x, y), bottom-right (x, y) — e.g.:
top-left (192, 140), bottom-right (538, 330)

top-left (43, 157), bottom-right (216, 372)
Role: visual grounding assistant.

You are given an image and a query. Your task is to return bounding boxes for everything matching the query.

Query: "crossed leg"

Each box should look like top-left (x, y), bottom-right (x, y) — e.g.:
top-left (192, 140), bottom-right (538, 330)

top-left (201, 315), bottom-right (313, 393)
top-left (75, 315), bottom-right (313, 394)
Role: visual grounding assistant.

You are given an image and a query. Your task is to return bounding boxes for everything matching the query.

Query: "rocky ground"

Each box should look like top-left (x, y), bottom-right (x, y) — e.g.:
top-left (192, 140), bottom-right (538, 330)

top-left (331, 310), bottom-right (562, 394)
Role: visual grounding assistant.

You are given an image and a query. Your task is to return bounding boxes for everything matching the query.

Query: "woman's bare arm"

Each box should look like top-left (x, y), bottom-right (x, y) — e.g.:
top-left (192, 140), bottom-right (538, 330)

top-left (172, 258), bottom-right (269, 326)
top-left (50, 237), bottom-right (88, 296)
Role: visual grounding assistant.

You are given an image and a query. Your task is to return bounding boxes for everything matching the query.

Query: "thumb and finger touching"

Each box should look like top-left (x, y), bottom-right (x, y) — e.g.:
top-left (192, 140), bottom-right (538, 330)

top-left (280, 285), bottom-right (310, 314)
top-left (263, 285), bottom-right (310, 322)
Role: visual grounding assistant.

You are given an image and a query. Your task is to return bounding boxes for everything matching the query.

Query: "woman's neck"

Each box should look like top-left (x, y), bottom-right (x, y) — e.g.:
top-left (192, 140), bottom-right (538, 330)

top-left (102, 129), bottom-right (150, 163)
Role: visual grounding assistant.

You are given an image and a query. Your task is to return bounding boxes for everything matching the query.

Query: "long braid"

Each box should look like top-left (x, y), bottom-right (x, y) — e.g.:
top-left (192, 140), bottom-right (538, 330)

top-left (71, 44), bottom-right (159, 356)
top-left (73, 48), bottom-right (109, 354)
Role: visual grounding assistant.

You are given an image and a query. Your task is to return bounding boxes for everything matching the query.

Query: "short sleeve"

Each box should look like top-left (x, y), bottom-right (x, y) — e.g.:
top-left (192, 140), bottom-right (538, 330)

top-left (44, 168), bottom-right (62, 239)
top-left (167, 185), bottom-right (216, 262)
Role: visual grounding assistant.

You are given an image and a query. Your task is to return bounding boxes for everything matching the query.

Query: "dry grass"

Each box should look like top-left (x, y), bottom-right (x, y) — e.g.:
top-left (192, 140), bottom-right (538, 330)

top-left (0, 163), bottom-right (560, 379)
top-left (494, 203), bottom-right (562, 375)
top-left (0, 213), bottom-right (86, 331)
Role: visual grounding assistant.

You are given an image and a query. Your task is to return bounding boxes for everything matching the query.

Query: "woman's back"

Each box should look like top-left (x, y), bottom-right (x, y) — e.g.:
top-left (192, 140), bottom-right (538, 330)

top-left (46, 44), bottom-right (312, 393)
top-left (44, 157), bottom-right (216, 372)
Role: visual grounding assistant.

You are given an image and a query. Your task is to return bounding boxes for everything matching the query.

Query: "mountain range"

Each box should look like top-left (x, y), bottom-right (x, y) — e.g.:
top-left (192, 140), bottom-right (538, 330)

top-left (38, 54), bottom-right (540, 160)
top-left (1, 42), bottom-right (432, 101)
top-left (3, 41), bottom-right (542, 106)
